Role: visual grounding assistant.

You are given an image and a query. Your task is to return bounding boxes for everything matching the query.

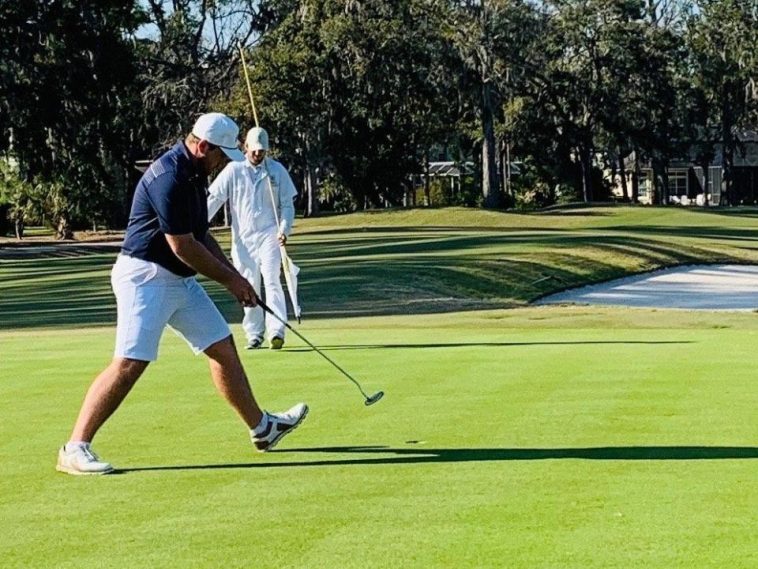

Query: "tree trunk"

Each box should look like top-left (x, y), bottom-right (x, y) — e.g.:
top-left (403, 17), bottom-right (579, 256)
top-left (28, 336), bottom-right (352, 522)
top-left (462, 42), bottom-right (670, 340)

top-left (722, 139), bottom-right (734, 206)
top-left (423, 152), bottom-right (431, 206)
top-left (481, 81), bottom-right (500, 209)
top-left (721, 85), bottom-right (734, 206)
top-left (651, 157), bottom-right (668, 205)
top-left (405, 178), bottom-right (414, 207)
top-left (579, 144), bottom-right (593, 202)
top-left (631, 150), bottom-right (640, 203)
top-left (504, 139), bottom-right (513, 207)
top-left (305, 165), bottom-right (319, 217)
top-left (661, 160), bottom-right (671, 205)
top-left (618, 148), bottom-right (629, 202)
top-left (499, 137), bottom-right (514, 209)
top-left (498, 139), bottom-right (504, 194)
top-left (722, 150), bottom-right (734, 206)
top-left (698, 157), bottom-right (711, 206)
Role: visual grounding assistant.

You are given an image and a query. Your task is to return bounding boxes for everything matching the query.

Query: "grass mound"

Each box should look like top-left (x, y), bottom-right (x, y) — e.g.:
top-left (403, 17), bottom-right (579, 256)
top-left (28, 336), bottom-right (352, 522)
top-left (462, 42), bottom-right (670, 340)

top-left (2, 206), bottom-right (756, 329)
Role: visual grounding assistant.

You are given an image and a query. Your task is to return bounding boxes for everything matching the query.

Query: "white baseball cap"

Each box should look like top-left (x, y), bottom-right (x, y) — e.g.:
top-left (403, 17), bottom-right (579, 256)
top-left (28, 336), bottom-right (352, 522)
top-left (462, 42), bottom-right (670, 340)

top-left (245, 127), bottom-right (269, 151)
top-left (192, 113), bottom-right (245, 161)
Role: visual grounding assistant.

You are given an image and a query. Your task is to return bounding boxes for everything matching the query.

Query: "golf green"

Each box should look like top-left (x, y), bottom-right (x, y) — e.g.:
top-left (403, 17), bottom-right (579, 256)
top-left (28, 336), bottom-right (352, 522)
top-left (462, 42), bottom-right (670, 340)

top-left (1, 308), bottom-right (756, 568)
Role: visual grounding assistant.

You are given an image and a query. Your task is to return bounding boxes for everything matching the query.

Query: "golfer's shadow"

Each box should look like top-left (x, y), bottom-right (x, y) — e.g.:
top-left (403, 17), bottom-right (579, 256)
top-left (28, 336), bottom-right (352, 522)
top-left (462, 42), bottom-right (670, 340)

top-left (283, 340), bottom-right (693, 352)
top-left (117, 445), bottom-right (758, 473)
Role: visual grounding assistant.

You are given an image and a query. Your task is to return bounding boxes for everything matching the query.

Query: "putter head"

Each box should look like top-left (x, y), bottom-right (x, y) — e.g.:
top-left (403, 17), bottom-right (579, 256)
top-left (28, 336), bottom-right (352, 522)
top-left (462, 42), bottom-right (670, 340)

top-left (364, 391), bottom-right (384, 406)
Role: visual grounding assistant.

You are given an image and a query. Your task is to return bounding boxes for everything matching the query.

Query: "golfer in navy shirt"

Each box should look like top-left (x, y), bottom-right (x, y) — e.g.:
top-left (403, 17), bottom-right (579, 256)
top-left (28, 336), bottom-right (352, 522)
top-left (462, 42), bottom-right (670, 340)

top-left (57, 113), bottom-right (308, 475)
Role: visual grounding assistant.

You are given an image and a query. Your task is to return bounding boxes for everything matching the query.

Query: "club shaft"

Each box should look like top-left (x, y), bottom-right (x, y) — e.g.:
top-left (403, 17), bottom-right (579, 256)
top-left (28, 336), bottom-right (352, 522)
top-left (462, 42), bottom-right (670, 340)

top-left (256, 299), bottom-right (371, 399)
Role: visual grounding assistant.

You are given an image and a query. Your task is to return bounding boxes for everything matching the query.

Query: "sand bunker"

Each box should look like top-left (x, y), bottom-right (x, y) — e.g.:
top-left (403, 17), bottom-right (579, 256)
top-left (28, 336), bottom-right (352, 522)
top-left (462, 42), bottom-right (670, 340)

top-left (537, 264), bottom-right (758, 311)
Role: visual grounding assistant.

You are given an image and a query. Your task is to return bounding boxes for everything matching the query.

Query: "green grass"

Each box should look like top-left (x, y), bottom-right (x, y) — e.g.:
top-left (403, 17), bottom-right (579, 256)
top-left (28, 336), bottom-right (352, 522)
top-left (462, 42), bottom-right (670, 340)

top-left (1, 206), bottom-right (756, 567)
top-left (1, 310), bottom-right (756, 568)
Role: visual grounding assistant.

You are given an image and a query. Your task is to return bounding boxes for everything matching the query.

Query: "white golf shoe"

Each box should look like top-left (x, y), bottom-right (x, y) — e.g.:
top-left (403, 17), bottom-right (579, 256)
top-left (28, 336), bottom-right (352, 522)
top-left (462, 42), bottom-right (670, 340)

top-left (56, 443), bottom-right (114, 475)
top-left (251, 403), bottom-right (308, 452)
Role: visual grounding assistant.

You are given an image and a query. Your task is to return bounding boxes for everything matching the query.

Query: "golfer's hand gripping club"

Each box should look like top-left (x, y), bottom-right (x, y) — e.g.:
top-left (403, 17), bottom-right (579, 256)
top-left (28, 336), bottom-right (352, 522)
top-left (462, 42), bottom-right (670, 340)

top-left (225, 272), bottom-right (257, 307)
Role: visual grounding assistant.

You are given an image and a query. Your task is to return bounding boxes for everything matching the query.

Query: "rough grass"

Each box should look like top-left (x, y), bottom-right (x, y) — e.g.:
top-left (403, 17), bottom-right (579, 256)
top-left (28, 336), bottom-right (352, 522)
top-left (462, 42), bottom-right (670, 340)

top-left (1, 206), bottom-right (757, 329)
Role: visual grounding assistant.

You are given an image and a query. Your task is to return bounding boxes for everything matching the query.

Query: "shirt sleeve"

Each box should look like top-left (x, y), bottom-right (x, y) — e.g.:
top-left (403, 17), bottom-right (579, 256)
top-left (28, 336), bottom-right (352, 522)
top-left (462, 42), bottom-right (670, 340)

top-left (149, 172), bottom-right (193, 235)
top-left (207, 163), bottom-right (233, 221)
top-left (276, 163), bottom-right (297, 237)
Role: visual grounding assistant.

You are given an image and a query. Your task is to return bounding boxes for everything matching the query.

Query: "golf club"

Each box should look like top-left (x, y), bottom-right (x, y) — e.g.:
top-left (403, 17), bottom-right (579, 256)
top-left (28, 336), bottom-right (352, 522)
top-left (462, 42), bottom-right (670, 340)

top-left (255, 297), bottom-right (384, 406)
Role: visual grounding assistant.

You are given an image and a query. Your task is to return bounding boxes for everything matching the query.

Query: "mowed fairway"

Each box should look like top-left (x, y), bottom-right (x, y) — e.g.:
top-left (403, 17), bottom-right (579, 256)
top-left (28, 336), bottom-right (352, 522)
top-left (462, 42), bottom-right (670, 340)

top-left (1, 207), bottom-right (756, 568)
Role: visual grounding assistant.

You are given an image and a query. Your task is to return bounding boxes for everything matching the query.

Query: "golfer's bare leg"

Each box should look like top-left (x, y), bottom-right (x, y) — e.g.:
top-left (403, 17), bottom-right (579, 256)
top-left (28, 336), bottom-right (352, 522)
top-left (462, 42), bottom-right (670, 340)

top-left (205, 335), bottom-right (264, 429)
top-left (69, 357), bottom-right (149, 442)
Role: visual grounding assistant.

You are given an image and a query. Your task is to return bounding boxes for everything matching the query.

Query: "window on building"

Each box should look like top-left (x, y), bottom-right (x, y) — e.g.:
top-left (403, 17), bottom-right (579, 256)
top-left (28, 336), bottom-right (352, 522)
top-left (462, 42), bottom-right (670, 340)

top-left (669, 171), bottom-right (687, 197)
top-left (639, 176), bottom-right (651, 200)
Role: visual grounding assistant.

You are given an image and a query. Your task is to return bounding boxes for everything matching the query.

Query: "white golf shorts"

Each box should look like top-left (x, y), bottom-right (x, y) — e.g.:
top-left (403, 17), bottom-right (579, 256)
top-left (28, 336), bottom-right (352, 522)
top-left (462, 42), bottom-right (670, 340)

top-left (111, 255), bottom-right (231, 361)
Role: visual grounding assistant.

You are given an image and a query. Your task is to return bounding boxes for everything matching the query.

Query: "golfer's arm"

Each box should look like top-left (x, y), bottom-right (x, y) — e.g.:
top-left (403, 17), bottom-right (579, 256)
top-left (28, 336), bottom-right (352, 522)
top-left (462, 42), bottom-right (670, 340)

top-left (165, 233), bottom-right (238, 285)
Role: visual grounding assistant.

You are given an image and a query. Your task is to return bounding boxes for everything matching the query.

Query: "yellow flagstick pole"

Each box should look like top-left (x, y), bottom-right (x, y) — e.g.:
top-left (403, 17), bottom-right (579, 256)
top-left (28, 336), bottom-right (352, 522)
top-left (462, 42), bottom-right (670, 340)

top-left (237, 42), bottom-right (302, 322)
top-left (238, 43), bottom-right (259, 128)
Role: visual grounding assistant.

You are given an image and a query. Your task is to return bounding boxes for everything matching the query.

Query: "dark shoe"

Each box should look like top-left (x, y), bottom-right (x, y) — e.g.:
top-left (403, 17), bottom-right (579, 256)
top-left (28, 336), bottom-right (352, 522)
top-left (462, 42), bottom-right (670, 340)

top-left (269, 336), bottom-right (284, 350)
top-left (246, 337), bottom-right (263, 350)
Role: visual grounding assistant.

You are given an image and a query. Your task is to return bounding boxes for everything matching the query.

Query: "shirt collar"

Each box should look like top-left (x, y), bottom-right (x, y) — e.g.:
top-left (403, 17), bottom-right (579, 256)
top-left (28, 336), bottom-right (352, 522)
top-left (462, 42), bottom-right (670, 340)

top-left (246, 157), bottom-right (266, 173)
top-left (175, 140), bottom-right (203, 180)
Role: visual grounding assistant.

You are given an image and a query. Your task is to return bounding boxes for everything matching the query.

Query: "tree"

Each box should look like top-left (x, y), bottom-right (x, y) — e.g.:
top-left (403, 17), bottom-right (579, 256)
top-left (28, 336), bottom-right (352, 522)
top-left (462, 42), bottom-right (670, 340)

top-left (0, 1), bottom-right (145, 237)
top-left (0, 160), bottom-right (41, 238)
top-left (443, 0), bottom-right (532, 209)
top-left (686, 0), bottom-right (758, 205)
top-left (506, 0), bottom-right (688, 204)
top-left (134, 1), bottom-right (269, 153)
top-left (236, 0), bottom-right (453, 211)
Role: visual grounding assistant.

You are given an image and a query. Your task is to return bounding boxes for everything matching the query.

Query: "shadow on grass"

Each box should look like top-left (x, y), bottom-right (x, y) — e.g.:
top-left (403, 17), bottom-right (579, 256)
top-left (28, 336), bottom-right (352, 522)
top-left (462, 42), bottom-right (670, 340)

top-left (536, 210), bottom-right (612, 217)
top-left (278, 340), bottom-right (693, 352)
top-left (117, 445), bottom-right (758, 473)
top-left (697, 207), bottom-right (758, 219)
top-left (605, 225), bottom-right (758, 241)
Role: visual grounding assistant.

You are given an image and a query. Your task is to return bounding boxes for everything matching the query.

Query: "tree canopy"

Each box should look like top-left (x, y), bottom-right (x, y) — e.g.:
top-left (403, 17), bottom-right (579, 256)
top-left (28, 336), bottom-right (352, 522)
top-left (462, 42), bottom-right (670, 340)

top-left (1, 0), bottom-right (757, 236)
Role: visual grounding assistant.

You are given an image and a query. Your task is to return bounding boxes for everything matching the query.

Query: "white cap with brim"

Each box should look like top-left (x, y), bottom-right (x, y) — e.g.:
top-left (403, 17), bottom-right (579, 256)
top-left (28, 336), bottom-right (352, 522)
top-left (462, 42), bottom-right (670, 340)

top-left (246, 127), bottom-right (269, 151)
top-left (192, 112), bottom-right (245, 162)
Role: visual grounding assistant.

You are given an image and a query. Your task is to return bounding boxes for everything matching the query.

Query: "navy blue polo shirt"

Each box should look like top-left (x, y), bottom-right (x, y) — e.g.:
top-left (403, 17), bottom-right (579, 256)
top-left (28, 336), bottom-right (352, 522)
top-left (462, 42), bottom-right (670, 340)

top-left (121, 142), bottom-right (209, 277)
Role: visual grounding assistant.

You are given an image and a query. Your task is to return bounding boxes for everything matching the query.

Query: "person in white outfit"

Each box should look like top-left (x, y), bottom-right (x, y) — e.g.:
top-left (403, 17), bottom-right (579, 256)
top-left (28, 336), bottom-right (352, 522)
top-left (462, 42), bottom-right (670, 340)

top-left (207, 126), bottom-right (297, 350)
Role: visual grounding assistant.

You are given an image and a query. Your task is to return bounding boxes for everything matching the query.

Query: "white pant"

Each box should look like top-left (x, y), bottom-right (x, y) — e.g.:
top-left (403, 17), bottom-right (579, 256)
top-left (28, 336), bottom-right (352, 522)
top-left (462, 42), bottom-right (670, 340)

top-left (111, 255), bottom-right (231, 361)
top-left (231, 231), bottom-right (286, 341)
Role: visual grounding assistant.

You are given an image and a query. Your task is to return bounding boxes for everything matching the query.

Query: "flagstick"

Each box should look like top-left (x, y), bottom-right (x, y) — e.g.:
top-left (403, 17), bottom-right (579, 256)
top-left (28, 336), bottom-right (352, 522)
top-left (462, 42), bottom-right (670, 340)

top-left (238, 42), bottom-right (302, 322)
top-left (238, 43), bottom-right (259, 128)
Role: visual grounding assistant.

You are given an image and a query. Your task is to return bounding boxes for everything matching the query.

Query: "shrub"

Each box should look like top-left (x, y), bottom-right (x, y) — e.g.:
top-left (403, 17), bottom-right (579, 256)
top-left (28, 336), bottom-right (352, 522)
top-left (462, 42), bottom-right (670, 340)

top-left (318, 173), bottom-right (357, 213)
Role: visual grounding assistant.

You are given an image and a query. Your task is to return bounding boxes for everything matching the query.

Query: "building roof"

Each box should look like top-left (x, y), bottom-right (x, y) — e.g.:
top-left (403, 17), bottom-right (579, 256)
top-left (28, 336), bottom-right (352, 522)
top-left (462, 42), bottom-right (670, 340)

top-left (430, 161), bottom-right (478, 177)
